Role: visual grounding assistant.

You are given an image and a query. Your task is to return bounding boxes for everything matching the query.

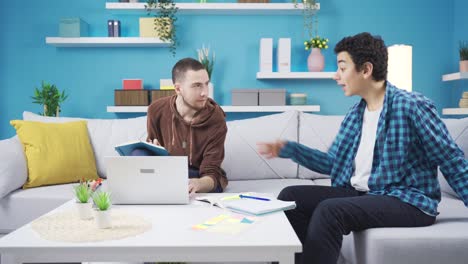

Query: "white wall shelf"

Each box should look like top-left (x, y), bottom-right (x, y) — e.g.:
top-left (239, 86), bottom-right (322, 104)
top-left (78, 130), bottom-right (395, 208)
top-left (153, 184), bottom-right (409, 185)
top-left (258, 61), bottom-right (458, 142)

top-left (45, 37), bottom-right (170, 47)
top-left (442, 72), bottom-right (468, 81)
top-left (107, 105), bottom-right (320, 113)
top-left (442, 108), bottom-right (468, 115)
top-left (105, 2), bottom-right (319, 15)
top-left (256, 72), bottom-right (335, 79)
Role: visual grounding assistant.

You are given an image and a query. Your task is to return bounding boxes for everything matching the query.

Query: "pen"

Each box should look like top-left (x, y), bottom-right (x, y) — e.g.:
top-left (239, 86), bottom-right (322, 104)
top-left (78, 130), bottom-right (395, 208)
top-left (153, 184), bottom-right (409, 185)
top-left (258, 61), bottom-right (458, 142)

top-left (239, 194), bottom-right (270, 201)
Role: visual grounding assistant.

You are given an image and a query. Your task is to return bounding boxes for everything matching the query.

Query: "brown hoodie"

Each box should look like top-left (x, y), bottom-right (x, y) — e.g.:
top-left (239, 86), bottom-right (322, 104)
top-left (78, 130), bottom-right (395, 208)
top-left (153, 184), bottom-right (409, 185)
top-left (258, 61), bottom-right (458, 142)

top-left (147, 95), bottom-right (228, 191)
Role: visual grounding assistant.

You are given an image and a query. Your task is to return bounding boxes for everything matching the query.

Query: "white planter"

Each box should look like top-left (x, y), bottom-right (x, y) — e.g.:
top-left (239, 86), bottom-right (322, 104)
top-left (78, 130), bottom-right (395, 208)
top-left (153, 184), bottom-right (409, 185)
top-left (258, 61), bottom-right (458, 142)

top-left (94, 209), bottom-right (112, 229)
top-left (76, 201), bottom-right (93, 220)
top-left (208, 82), bottom-right (214, 99)
top-left (460, 60), bottom-right (468, 72)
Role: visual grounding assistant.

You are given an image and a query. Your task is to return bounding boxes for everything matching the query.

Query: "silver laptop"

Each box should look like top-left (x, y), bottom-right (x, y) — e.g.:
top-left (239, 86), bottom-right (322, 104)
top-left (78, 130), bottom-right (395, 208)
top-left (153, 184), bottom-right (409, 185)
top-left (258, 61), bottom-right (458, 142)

top-left (105, 156), bottom-right (189, 204)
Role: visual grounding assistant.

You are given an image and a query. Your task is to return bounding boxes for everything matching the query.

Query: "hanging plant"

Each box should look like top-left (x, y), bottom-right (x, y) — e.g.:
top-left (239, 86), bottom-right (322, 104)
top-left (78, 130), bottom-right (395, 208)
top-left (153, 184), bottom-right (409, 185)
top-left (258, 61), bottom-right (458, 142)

top-left (146, 0), bottom-right (179, 56)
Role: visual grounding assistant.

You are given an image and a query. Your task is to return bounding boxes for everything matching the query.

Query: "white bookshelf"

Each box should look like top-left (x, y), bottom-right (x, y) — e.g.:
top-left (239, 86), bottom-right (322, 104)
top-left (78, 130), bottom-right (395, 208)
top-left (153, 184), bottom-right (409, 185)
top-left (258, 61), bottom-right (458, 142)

top-left (45, 37), bottom-right (170, 47)
top-left (256, 72), bottom-right (335, 79)
top-left (442, 108), bottom-right (468, 115)
top-left (107, 105), bottom-right (320, 113)
top-left (105, 2), bottom-right (319, 15)
top-left (442, 72), bottom-right (468, 81)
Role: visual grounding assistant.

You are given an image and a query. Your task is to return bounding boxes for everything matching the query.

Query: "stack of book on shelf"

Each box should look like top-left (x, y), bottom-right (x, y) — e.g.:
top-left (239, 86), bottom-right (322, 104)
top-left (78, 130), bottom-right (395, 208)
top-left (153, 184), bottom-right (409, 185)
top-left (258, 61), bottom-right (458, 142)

top-left (459, 92), bottom-right (468, 108)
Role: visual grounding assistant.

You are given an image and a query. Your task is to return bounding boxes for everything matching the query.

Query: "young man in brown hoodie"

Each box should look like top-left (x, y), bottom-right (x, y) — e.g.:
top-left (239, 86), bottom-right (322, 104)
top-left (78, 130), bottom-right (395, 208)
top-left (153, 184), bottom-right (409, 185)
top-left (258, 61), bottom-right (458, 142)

top-left (145, 58), bottom-right (228, 193)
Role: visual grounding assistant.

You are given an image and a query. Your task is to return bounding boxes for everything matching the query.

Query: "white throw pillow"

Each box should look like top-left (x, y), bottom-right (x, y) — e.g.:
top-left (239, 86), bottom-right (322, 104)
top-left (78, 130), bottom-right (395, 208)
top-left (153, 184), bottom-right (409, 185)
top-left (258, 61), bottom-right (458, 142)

top-left (23, 111), bottom-right (147, 178)
top-left (0, 136), bottom-right (28, 198)
top-left (438, 118), bottom-right (468, 199)
top-left (299, 113), bottom-right (344, 179)
top-left (223, 111), bottom-right (299, 181)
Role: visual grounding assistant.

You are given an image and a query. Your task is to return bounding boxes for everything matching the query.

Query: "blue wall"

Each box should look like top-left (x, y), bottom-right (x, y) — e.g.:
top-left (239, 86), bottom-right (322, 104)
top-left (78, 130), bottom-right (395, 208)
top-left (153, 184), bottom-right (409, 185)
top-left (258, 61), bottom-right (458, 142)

top-left (0, 0), bottom-right (460, 139)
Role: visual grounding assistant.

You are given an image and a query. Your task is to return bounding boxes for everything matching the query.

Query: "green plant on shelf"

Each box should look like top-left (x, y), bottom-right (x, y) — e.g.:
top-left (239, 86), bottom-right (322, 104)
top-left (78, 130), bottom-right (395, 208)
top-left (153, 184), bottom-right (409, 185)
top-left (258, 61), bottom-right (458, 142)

top-left (145, 0), bottom-right (179, 56)
top-left (293, 0), bottom-right (318, 39)
top-left (460, 41), bottom-right (468, 61)
top-left (197, 45), bottom-right (215, 79)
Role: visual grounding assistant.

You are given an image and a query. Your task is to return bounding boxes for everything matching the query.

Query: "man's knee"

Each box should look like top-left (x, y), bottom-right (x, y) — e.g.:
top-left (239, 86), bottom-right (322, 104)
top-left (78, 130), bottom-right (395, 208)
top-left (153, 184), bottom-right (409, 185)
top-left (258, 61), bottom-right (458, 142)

top-left (278, 186), bottom-right (299, 201)
top-left (314, 199), bottom-right (344, 222)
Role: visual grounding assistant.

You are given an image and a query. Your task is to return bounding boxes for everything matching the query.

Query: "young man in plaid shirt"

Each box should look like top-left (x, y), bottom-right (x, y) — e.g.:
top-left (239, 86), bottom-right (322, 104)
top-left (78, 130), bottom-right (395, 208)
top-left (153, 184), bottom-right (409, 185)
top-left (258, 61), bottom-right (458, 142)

top-left (258, 32), bottom-right (468, 264)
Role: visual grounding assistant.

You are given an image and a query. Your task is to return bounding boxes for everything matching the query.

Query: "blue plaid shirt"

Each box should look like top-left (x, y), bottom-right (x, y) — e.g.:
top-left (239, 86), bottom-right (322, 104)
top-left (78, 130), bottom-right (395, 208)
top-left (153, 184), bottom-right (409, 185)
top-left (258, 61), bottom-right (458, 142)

top-left (280, 83), bottom-right (468, 216)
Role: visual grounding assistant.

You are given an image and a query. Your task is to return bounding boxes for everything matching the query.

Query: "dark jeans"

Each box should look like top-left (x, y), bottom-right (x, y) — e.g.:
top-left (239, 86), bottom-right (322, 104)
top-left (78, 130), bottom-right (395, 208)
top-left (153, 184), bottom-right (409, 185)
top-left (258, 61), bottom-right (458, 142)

top-left (131, 148), bottom-right (222, 193)
top-left (278, 185), bottom-right (436, 264)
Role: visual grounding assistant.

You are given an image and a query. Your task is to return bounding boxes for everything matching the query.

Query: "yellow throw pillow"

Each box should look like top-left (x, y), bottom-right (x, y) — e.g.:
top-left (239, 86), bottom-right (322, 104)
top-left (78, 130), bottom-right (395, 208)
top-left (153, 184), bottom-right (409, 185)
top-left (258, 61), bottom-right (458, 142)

top-left (10, 120), bottom-right (99, 188)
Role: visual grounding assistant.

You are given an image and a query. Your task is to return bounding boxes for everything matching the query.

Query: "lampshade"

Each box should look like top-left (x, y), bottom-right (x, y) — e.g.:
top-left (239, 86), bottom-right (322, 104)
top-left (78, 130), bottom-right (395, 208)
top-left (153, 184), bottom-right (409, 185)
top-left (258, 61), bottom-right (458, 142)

top-left (387, 44), bottom-right (412, 92)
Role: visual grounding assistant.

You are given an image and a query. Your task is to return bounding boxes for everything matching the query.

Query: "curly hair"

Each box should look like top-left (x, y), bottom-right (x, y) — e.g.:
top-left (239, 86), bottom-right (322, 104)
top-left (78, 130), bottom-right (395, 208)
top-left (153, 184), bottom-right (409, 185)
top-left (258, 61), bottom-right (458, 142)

top-left (172, 57), bottom-right (206, 84)
top-left (334, 32), bottom-right (388, 81)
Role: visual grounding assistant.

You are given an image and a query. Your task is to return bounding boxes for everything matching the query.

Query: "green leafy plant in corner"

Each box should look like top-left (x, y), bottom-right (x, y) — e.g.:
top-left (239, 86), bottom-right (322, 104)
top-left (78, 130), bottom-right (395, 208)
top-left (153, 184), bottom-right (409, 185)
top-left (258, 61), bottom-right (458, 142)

top-left (74, 180), bottom-right (93, 203)
top-left (460, 41), bottom-right (468, 61)
top-left (31, 81), bottom-right (68, 117)
top-left (293, 0), bottom-right (318, 39)
top-left (197, 45), bottom-right (215, 80)
top-left (93, 191), bottom-right (112, 211)
top-left (146, 0), bottom-right (179, 56)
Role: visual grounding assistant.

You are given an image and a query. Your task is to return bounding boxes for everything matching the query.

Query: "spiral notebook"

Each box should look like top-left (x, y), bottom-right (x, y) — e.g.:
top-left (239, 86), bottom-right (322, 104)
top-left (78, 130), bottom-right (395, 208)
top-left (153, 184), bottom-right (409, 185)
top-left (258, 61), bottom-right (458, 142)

top-left (224, 198), bottom-right (296, 216)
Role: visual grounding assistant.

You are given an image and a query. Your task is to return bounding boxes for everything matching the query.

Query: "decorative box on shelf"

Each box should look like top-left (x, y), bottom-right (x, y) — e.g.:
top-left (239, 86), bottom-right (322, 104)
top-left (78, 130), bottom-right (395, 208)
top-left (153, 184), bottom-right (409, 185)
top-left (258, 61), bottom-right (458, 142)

top-left (115, 90), bottom-right (149, 106)
top-left (259, 89), bottom-right (286, 106)
top-left (232, 89), bottom-right (259, 106)
top-left (151, 90), bottom-right (176, 102)
top-left (59, 18), bottom-right (89, 37)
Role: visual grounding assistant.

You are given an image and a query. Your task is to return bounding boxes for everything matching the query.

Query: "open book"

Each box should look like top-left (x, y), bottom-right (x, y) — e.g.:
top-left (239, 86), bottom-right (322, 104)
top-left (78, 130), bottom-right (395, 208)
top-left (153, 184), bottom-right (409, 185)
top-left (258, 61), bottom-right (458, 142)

top-left (115, 140), bottom-right (169, 156)
top-left (195, 194), bottom-right (296, 216)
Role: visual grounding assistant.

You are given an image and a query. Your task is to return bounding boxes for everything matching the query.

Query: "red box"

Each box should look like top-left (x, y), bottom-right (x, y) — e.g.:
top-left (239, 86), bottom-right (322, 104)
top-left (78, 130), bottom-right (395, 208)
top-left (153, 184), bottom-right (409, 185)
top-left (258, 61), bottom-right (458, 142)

top-left (123, 79), bottom-right (143, 90)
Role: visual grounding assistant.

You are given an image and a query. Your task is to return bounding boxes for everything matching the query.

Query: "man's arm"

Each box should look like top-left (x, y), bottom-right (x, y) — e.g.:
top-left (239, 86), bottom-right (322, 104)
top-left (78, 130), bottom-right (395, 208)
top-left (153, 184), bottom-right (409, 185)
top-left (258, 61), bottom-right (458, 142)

top-left (411, 99), bottom-right (468, 206)
top-left (198, 122), bottom-right (228, 192)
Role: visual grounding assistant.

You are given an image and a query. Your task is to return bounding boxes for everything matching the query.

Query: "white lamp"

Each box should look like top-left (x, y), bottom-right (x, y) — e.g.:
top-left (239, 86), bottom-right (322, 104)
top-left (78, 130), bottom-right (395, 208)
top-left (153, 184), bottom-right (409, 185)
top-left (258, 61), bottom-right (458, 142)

top-left (387, 44), bottom-right (412, 92)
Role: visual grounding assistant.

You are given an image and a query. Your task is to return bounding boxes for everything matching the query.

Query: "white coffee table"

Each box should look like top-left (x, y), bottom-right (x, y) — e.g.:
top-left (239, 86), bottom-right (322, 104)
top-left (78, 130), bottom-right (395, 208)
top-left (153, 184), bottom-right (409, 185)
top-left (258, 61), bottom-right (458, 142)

top-left (0, 194), bottom-right (301, 264)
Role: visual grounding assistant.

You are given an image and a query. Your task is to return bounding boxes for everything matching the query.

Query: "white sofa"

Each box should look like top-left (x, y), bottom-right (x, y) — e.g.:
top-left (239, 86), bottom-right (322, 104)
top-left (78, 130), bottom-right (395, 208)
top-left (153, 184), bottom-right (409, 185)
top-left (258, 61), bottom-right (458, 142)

top-left (1, 110), bottom-right (468, 264)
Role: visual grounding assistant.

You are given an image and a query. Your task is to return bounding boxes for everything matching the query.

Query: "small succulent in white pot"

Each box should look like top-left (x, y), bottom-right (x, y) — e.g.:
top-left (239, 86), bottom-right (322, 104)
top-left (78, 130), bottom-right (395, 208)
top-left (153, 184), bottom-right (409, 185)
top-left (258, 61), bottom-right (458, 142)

top-left (73, 180), bottom-right (93, 220)
top-left (93, 191), bottom-right (112, 229)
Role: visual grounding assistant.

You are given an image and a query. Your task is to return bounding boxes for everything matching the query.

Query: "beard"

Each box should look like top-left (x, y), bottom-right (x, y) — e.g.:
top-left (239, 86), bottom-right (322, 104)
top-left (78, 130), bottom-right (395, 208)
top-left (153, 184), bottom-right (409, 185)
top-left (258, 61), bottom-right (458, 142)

top-left (180, 95), bottom-right (205, 111)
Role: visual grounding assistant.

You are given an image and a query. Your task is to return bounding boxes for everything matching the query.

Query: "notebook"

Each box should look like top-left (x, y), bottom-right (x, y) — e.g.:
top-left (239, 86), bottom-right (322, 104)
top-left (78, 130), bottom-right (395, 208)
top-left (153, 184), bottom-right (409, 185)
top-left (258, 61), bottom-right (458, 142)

top-left (105, 156), bottom-right (188, 204)
top-left (114, 140), bottom-right (169, 156)
top-left (224, 198), bottom-right (296, 216)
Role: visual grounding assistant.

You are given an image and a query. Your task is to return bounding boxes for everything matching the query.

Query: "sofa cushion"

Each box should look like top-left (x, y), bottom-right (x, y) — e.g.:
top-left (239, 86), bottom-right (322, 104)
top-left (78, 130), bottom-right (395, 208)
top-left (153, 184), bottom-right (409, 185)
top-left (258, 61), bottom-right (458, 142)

top-left (225, 178), bottom-right (316, 198)
top-left (299, 113), bottom-right (344, 179)
top-left (0, 183), bottom-right (75, 233)
top-left (353, 195), bottom-right (468, 264)
top-left (223, 111), bottom-right (299, 181)
top-left (0, 136), bottom-right (27, 199)
top-left (23, 111), bottom-right (147, 178)
top-left (438, 118), bottom-right (468, 199)
top-left (10, 120), bottom-right (99, 188)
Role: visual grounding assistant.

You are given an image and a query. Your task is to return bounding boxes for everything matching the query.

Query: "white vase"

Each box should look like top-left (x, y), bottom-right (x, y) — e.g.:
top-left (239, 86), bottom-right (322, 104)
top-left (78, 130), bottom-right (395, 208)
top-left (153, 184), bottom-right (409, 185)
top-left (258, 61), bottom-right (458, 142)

top-left (94, 209), bottom-right (112, 229)
top-left (460, 60), bottom-right (468, 72)
top-left (76, 201), bottom-right (93, 220)
top-left (208, 82), bottom-right (214, 99)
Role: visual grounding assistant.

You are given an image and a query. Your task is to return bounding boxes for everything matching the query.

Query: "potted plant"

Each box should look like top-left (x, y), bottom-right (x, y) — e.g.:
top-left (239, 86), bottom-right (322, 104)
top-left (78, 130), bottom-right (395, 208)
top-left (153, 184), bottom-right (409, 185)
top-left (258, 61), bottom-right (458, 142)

top-left (93, 191), bottom-right (112, 229)
top-left (73, 180), bottom-right (93, 220)
top-left (146, 0), bottom-right (178, 56)
top-left (293, 0), bottom-right (318, 39)
top-left (197, 45), bottom-right (215, 99)
top-left (460, 41), bottom-right (468, 72)
top-left (304, 35), bottom-right (329, 72)
top-left (31, 81), bottom-right (68, 117)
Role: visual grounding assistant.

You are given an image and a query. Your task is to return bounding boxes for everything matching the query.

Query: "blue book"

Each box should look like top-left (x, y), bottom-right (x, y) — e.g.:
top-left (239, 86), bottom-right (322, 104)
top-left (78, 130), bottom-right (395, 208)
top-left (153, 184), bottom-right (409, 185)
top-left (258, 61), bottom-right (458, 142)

top-left (107, 20), bottom-right (114, 37)
top-left (115, 140), bottom-right (169, 156)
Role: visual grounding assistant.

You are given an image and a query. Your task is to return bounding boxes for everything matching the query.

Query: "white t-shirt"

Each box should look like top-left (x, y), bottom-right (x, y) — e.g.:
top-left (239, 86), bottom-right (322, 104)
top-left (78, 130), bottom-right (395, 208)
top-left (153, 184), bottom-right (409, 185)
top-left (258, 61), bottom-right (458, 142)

top-left (351, 106), bottom-right (382, 192)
